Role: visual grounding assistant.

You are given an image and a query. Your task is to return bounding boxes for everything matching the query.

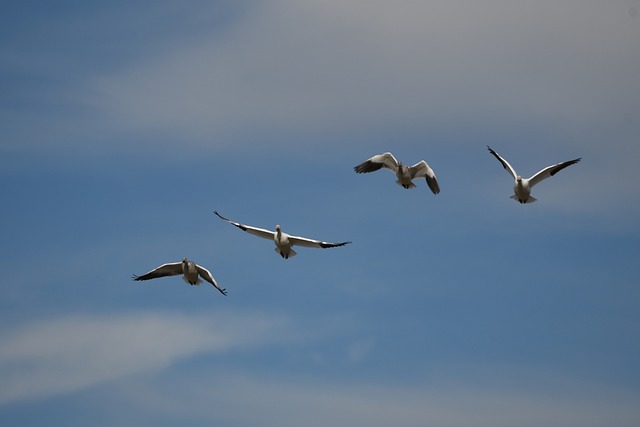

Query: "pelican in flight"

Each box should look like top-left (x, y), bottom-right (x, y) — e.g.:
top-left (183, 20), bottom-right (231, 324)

top-left (132, 258), bottom-right (227, 295)
top-left (214, 211), bottom-right (351, 259)
top-left (354, 152), bottom-right (440, 194)
top-left (487, 146), bottom-right (581, 204)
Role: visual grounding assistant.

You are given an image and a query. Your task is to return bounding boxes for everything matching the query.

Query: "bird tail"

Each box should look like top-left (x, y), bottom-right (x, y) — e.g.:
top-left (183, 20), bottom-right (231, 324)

top-left (510, 195), bottom-right (537, 204)
top-left (397, 180), bottom-right (416, 189)
top-left (182, 276), bottom-right (202, 286)
top-left (275, 247), bottom-right (297, 259)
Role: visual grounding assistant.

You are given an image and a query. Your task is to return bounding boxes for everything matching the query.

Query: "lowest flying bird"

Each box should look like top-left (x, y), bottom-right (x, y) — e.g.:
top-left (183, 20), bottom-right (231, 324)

top-left (132, 258), bottom-right (227, 295)
top-left (214, 211), bottom-right (351, 259)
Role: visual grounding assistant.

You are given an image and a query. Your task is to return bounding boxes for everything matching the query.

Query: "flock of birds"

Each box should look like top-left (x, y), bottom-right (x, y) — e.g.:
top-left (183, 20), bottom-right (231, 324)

top-left (132, 146), bottom-right (582, 295)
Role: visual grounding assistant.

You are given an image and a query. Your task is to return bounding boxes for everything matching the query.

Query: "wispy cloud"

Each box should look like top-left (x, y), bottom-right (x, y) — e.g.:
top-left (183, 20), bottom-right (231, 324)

top-left (0, 310), bottom-right (289, 405)
top-left (118, 371), bottom-right (640, 427)
top-left (89, 1), bottom-right (639, 142)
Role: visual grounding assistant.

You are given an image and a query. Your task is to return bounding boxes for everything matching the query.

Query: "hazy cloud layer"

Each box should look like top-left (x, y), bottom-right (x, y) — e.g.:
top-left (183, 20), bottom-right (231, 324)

top-left (92, 1), bottom-right (640, 140)
top-left (116, 371), bottom-right (640, 427)
top-left (0, 310), bottom-right (289, 405)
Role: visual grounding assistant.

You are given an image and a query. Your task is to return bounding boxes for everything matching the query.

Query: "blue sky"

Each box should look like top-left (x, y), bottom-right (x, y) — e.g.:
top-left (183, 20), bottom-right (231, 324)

top-left (1, 1), bottom-right (639, 426)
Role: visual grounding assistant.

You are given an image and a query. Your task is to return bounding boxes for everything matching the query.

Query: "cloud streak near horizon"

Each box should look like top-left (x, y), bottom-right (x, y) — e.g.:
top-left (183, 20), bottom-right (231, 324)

top-left (1, 311), bottom-right (638, 427)
top-left (0, 310), bottom-right (290, 405)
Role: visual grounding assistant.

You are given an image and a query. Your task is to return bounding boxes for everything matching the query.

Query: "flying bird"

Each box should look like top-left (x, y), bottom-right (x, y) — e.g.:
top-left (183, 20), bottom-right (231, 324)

top-left (132, 258), bottom-right (227, 295)
top-left (487, 146), bottom-right (581, 204)
top-left (354, 152), bottom-right (440, 194)
top-left (214, 211), bottom-right (351, 259)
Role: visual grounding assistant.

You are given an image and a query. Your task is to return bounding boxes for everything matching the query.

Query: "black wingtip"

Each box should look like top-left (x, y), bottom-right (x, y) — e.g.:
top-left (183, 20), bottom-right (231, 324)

top-left (354, 160), bottom-right (384, 174)
top-left (549, 157), bottom-right (582, 176)
top-left (327, 241), bottom-right (352, 248)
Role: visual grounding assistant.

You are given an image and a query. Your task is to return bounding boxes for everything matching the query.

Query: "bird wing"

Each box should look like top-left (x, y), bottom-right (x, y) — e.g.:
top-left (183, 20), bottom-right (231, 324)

top-left (409, 160), bottom-right (440, 194)
top-left (487, 146), bottom-right (518, 180)
top-left (195, 264), bottom-right (227, 296)
top-left (288, 234), bottom-right (352, 249)
top-left (214, 211), bottom-right (276, 240)
top-left (132, 262), bottom-right (183, 281)
top-left (528, 158), bottom-right (581, 188)
top-left (353, 152), bottom-right (399, 174)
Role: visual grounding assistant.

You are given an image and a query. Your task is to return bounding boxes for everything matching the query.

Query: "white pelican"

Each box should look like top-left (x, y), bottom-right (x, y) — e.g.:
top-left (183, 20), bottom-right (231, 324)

top-left (214, 211), bottom-right (351, 259)
top-left (487, 146), bottom-right (581, 204)
top-left (132, 258), bottom-right (227, 295)
top-left (354, 152), bottom-right (440, 194)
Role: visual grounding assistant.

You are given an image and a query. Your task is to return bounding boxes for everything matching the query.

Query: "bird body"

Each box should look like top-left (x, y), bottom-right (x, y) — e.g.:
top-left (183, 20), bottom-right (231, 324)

top-left (487, 146), bottom-right (581, 204)
top-left (354, 152), bottom-right (440, 194)
top-left (394, 163), bottom-right (419, 189)
top-left (181, 259), bottom-right (200, 284)
top-left (513, 176), bottom-right (536, 204)
top-left (273, 224), bottom-right (296, 259)
top-left (133, 258), bottom-right (227, 295)
top-left (214, 211), bottom-right (351, 259)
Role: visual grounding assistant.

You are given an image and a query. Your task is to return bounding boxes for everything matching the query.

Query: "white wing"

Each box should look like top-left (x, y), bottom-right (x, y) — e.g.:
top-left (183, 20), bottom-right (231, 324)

top-left (529, 158), bottom-right (581, 187)
top-left (132, 262), bottom-right (182, 281)
top-left (288, 234), bottom-right (352, 249)
top-left (354, 152), bottom-right (399, 174)
top-left (487, 146), bottom-right (518, 180)
top-left (409, 160), bottom-right (440, 194)
top-left (214, 211), bottom-right (275, 240)
top-left (195, 264), bottom-right (227, 296)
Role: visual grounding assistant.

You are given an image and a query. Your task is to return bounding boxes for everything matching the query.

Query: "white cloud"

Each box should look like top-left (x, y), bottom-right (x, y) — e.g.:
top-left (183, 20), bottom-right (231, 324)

top-left (121, 372), bottom-right (640, 427)
top-left (0, 310), bottom-right (289, 405)
top-left (90, 1), bottom-right (639, 142)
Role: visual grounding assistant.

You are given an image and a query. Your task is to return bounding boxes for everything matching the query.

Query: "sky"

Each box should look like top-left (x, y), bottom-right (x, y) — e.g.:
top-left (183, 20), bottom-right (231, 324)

top-left (1, 1), bottom-right (639, 426)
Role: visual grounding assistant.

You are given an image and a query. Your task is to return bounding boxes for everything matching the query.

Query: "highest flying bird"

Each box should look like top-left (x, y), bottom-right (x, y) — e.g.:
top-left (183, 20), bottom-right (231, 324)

top-left (487, 146), bottom-right (581, 204)
top-left (132, 258), bottom-right (227, 295)
top-left (214, 211), bottom-right (351, 259)
top-left (353, 152), bottom-right (440, 194)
